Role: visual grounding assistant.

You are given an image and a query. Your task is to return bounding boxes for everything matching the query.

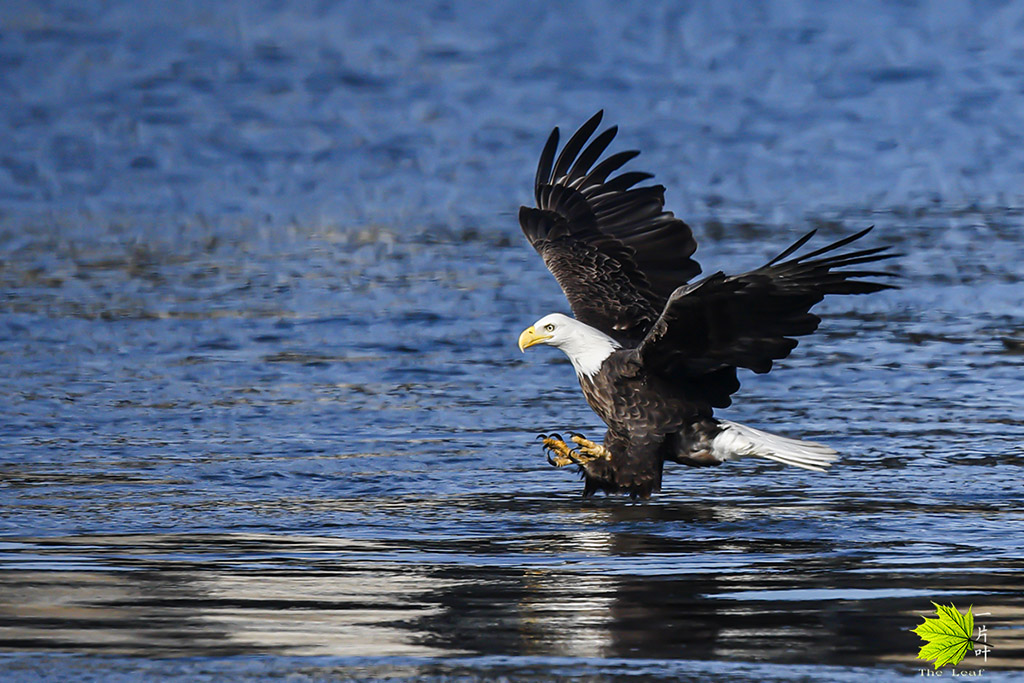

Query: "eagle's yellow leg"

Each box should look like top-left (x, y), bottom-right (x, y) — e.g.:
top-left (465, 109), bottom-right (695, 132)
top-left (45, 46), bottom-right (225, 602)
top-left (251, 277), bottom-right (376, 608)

top-left (540, 433), bottom-right (611, 468)
top-left (571, 434), bottom-right (612, 460)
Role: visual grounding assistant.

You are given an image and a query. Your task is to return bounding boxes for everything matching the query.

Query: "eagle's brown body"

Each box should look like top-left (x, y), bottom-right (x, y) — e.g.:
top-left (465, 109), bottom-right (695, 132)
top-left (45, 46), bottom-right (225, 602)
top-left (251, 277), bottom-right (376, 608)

top-left (578, 351), bottom-right (724, 497)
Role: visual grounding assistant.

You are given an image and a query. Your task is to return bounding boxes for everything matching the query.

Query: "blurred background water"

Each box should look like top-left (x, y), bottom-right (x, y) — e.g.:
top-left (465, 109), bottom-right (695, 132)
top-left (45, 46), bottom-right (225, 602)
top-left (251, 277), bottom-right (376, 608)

top-left (1, 1), bottom-right (1023, 681)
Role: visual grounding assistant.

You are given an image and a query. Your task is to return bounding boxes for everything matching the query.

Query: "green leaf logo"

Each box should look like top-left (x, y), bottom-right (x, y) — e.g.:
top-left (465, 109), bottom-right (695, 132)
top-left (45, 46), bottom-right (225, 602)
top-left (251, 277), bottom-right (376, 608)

top-left (912, 602), bottom-right (981, 669)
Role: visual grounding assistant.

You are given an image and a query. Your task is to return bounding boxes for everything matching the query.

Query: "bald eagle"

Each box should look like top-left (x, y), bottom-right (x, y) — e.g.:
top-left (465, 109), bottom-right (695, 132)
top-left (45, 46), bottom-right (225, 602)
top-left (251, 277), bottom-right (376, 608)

top-left (517, 111), bottom-right (896, 498)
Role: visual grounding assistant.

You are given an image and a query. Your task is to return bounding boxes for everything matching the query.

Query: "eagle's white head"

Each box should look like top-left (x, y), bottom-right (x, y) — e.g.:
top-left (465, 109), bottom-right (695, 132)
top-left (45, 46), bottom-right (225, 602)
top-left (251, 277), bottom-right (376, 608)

top-left (518, 313), bottom-right (621, 378)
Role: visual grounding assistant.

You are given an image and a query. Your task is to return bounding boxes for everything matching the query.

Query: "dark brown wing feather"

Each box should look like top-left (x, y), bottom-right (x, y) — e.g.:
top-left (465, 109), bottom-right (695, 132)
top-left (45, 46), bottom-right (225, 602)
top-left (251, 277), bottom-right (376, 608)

top-left (520, 111), bottom-right (701, 341)
top-left (638, 226), bottom-right (897, 403)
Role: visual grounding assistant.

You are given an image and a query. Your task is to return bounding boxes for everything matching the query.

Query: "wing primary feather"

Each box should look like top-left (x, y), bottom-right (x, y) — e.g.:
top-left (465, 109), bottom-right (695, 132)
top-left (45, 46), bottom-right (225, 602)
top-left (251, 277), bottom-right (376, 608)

top-left (534, 127), bottom-right (559, 197)
top-left (600, 172), bottom-right (656, 194)
top-left (551, 110), bottom-right (604, 180)
top-left (584, 150), bottom-right (641, 186)
top-left (806, 249), bottom-right (897, 268)
top-left (566, 126), bottom-right (618, 185)
top-left (765, 229), bottom-right (817, 266)
top-left (790, 225), bottom-right (876, 262)
top-left (797, 248), bottom-right (897, 270)
top-left (825, 269), bottom-right (898, 279)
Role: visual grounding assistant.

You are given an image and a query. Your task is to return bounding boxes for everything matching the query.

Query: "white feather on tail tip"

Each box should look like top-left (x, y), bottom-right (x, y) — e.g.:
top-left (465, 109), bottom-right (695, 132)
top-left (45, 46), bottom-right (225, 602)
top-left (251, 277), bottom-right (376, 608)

top-left (711, 420), bottom-right (838, 472)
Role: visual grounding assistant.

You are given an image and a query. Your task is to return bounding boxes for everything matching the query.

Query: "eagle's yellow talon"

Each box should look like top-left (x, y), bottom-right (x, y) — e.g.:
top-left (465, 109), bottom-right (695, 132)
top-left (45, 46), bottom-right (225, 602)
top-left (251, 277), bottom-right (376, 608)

top-left (541, 433), bottom-right (610, 467)
top-left (542, 436), bottom-right (578, 467)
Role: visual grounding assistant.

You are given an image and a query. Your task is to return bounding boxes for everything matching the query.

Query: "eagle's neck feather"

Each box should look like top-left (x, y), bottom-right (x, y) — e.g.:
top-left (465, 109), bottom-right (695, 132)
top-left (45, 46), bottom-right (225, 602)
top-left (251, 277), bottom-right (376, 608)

top-left (558, 322), bottom-right (621, 378)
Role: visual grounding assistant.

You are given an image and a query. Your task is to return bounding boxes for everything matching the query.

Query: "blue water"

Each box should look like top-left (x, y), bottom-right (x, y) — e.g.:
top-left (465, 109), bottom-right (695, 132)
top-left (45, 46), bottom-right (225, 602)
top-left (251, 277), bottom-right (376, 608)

top-left (2, 1), bottom-right (1024, 681)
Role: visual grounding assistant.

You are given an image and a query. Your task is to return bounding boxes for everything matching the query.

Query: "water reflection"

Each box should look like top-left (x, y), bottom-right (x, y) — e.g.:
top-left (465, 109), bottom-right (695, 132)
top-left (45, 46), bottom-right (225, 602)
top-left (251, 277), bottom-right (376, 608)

top-left (2, 531), bottom-right (1022, 670)
top-left (0, 535), bottom-right (455, 657)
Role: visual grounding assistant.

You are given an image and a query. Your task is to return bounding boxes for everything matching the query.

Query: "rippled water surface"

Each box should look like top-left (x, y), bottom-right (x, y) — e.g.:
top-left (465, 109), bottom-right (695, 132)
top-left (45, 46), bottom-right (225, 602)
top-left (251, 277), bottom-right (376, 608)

top-left (2, 1), bottom-right (1024, 681)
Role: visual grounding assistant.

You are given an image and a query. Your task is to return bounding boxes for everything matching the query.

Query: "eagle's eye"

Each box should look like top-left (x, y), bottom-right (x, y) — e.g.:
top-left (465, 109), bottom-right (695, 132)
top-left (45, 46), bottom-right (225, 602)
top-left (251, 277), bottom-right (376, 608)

top-left (544, 324), bottom-right (555, 332)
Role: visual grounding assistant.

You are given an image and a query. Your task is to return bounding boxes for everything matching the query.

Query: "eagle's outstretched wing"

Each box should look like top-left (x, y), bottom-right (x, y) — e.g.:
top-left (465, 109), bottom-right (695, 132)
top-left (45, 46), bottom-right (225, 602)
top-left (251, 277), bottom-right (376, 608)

top-left (519, 111), bottom-right (701, 342)
top-left (637, 226), bottom-right (897, 406)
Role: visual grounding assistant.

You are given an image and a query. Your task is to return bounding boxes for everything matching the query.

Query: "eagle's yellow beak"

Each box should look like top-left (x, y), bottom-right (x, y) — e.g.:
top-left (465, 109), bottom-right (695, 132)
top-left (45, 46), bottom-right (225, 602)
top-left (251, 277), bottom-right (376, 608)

top-left (518, 326), bottom-right (551, 352)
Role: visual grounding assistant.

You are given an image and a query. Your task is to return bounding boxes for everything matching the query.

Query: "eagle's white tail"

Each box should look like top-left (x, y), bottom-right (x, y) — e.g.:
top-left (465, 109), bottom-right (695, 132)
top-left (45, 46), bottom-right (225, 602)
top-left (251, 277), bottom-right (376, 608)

top-left (711, 420), bottom-right (838, 472)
